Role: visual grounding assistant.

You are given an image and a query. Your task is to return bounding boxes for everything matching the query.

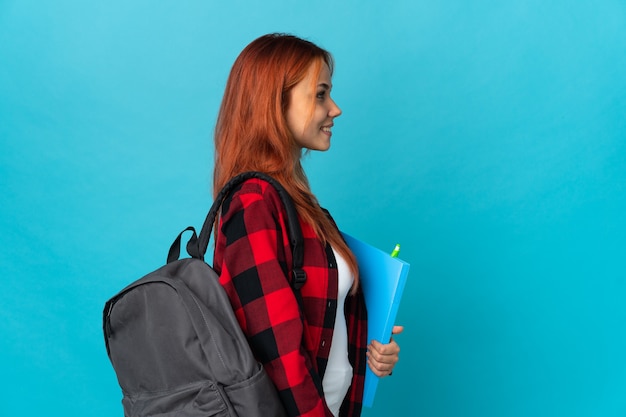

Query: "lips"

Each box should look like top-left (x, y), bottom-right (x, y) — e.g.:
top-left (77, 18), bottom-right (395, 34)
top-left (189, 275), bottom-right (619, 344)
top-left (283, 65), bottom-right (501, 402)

top-left (321, 124), bottom-right (333, 134)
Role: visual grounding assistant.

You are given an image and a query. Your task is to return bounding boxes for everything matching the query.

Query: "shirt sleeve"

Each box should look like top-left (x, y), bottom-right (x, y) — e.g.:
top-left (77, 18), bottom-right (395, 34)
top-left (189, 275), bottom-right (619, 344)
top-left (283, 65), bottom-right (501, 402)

top-left (213, 179), bottom-right (334, 417)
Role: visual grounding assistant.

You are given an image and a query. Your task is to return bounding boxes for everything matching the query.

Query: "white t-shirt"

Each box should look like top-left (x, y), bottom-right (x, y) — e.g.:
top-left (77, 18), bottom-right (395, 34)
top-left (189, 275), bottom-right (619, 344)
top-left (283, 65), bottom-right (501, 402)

top-left (322, 247), bottom-right (354, 417)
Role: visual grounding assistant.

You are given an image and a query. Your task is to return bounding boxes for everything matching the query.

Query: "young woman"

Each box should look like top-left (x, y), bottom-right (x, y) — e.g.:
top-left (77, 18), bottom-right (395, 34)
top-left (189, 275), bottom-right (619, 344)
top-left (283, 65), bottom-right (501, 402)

top-left (212, 33), bottom-right (402, 417)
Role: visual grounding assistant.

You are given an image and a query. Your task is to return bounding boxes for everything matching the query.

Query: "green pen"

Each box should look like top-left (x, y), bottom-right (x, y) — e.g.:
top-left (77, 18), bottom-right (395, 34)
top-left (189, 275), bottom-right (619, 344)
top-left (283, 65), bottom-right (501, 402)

top-left (390, 243), bottom-right (400, 258)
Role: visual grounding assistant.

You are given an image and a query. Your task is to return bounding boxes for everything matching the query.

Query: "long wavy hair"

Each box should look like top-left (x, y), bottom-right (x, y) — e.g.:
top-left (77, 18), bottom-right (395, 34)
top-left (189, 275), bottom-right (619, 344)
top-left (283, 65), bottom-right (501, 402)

top-left (213, 33), bottom-right (359, 288)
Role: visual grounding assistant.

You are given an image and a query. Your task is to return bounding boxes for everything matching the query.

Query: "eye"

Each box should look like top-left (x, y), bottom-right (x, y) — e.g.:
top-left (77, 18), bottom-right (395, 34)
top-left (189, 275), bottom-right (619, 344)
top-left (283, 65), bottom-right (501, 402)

top-left (316, 90), bottom-right (327, 100)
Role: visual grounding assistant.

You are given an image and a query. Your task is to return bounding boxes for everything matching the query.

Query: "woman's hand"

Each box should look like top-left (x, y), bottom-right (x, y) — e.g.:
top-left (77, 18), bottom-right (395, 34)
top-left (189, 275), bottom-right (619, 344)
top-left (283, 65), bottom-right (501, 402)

top-left (366, 325), bottom-right (403, 377)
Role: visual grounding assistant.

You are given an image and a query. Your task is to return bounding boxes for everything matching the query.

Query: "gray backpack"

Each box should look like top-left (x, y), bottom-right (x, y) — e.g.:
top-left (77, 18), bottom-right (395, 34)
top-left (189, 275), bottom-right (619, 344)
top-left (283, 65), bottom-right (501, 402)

top-left (103, 172), bottom-right (306, 417)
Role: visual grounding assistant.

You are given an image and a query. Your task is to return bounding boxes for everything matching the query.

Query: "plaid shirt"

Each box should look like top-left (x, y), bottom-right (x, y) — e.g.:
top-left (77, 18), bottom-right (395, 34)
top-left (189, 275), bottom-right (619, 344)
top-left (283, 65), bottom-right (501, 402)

top-left (213, 178), bottom-right (367, 417)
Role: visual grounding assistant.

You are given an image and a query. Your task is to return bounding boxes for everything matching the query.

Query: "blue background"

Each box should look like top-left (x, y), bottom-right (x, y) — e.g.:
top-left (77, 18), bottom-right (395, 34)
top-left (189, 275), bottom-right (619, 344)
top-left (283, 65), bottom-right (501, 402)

top-left (1, 1), bottom-right (625, 416)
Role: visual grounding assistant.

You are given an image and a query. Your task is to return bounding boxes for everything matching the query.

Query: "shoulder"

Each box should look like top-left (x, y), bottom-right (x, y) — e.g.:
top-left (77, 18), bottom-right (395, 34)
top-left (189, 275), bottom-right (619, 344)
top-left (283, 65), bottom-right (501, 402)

top-left (235, 178), bottom-right (283, 200)
top-left (220, 178), bottom-right (288, 225)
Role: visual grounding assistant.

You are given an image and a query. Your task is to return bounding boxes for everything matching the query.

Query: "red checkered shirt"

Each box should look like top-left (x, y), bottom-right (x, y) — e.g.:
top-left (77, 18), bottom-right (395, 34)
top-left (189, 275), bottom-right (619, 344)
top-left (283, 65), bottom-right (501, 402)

top-left (213, 178), bottom-right (368, 417)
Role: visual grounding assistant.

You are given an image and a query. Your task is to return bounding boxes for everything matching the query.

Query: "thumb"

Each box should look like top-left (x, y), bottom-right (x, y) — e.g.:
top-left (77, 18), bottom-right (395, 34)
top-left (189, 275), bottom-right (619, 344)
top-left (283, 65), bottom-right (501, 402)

top-left (391, 325), bottom-right (404, 336)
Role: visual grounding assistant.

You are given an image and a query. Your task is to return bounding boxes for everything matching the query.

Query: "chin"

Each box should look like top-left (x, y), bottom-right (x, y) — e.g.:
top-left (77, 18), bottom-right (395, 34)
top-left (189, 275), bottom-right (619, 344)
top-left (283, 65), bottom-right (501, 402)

top-left (317, 140), bottom-right (332, 151)
top-left (313, 145), bottom-right (331, 152)
top-left (301, 137), bottom-right (331, 152)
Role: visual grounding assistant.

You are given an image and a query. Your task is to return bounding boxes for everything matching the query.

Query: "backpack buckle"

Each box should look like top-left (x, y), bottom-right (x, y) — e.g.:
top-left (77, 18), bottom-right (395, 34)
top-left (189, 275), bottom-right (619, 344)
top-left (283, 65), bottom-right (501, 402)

top-left (291, 269), bottom-right (307, 290)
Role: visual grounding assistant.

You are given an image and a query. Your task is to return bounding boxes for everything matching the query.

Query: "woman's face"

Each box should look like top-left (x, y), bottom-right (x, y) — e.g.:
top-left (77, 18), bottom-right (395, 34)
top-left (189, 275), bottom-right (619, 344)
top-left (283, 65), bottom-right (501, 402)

top-left (285, 61), bottom-right (342, 152)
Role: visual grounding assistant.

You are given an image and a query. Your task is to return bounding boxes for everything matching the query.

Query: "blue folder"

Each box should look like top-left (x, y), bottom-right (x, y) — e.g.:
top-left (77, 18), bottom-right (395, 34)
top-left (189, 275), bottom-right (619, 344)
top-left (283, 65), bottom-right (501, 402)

top-left (341, 232), bottom-right (410, 408)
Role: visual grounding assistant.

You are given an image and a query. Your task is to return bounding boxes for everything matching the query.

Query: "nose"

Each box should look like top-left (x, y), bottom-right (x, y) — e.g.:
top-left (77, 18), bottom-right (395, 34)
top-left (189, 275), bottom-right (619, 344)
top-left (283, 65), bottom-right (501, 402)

top-left (328, 98), bottom-right (342, 118)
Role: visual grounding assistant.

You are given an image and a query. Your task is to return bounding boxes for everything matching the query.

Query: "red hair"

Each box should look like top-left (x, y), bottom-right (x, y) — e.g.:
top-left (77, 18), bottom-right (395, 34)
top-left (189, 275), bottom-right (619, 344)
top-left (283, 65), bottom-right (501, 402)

top-left (213, 33), bottom-right (359, 289)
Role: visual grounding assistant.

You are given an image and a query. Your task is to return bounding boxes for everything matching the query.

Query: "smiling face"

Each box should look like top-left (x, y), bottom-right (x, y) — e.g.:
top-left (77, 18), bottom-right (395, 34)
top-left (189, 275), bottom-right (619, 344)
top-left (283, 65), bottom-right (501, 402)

top-left (285, 60), bottom-right (342, 152)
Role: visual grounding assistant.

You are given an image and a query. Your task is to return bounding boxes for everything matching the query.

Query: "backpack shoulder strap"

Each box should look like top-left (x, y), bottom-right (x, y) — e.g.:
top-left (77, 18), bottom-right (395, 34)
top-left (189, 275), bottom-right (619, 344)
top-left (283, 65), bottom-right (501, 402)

top-left (172, 172), bottom-right (306, 290)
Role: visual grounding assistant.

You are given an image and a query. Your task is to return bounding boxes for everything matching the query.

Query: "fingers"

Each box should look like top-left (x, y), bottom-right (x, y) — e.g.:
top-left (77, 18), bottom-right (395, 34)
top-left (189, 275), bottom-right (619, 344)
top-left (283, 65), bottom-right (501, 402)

top-left (369, 338), bottom-right (400, 355)
top-left (367, 338), bottom-right (400, 377)
top-left (366, 325), bottom-right (403, 377)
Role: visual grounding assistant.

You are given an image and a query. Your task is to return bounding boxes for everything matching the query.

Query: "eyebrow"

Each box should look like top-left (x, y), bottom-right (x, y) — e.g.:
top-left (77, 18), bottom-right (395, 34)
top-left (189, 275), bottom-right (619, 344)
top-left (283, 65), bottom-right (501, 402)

top-left (318, 82), bottom-right (332, 90)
